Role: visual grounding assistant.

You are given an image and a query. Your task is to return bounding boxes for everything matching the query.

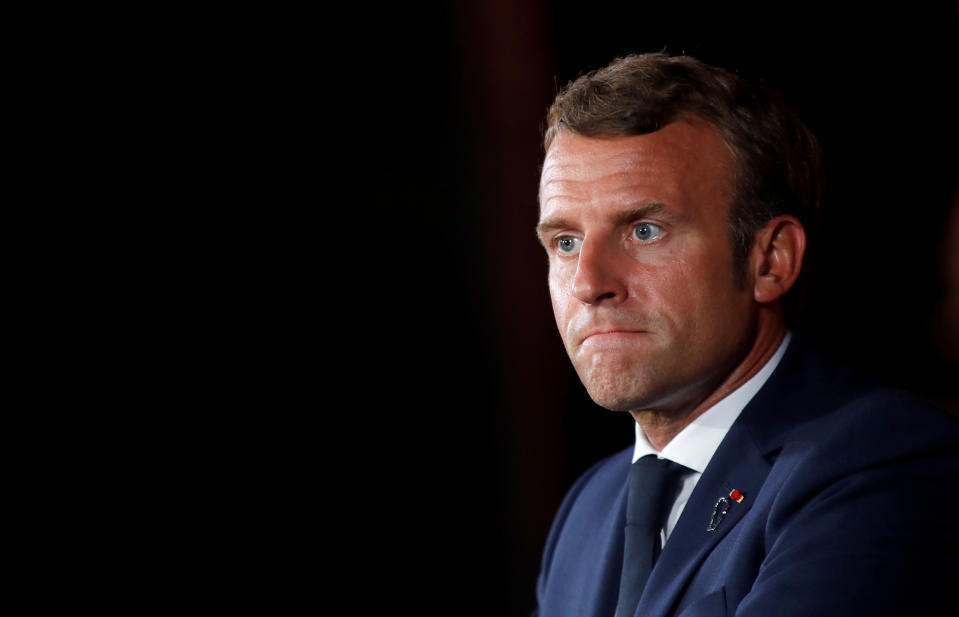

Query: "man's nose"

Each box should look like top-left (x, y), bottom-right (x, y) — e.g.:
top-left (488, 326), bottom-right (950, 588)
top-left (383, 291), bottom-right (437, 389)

top-left (571, 238), bottom-right (627, 304)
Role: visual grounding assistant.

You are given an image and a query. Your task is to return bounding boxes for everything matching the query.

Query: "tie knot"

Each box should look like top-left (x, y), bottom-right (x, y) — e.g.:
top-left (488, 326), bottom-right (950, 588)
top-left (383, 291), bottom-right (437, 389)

top-left (625, 455), bottom-right (689, 529)
top-left (635, 453), bottom-right (687, 473)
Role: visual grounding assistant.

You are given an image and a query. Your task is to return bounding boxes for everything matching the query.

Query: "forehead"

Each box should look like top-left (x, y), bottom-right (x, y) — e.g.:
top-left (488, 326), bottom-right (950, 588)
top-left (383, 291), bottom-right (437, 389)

top-left (539, 121), bottom-right (735, 219)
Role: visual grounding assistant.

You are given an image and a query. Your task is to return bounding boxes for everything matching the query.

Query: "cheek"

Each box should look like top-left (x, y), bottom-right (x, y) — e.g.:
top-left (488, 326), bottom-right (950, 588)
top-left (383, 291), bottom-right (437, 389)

top-left (625, 240), bottom-right (701, 295)
top-left (679, 253), bottom-right (751, 331)
top-left (548, 268), bottom-right (572, 331)
top-left (638, 251), bottom-right (736, 323)
top-left (631, 252), bottom-right (698, 306)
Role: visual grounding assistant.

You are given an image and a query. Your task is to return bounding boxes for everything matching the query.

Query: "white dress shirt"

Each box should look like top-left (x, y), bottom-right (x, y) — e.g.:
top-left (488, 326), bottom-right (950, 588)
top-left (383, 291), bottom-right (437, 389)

top-left (631, 332), bottom-right (792, 547)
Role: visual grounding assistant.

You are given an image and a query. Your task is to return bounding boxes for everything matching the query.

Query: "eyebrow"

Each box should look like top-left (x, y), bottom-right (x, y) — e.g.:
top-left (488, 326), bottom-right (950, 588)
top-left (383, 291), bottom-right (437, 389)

top-left (535, 201), bottom-right (676, 244)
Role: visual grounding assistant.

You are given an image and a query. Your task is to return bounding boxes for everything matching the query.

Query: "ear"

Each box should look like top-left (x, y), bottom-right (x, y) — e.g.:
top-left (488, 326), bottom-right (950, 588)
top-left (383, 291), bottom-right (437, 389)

top-left (750, 215), bottom-right (806, 304)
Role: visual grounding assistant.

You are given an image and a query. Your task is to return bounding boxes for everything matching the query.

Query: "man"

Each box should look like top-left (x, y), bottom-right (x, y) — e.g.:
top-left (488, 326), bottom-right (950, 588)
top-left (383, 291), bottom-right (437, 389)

top-left (533, 53), bottom-right (958, 617)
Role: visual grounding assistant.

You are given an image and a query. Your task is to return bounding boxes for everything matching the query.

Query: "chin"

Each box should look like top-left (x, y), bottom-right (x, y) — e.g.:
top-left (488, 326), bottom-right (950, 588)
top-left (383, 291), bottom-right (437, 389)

top-left (583, 381), bottom-right (652, 412)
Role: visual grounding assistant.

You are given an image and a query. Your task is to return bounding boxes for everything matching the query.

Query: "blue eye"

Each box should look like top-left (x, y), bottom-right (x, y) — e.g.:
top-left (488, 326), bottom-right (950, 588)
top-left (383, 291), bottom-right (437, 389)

top-left (633, 222), bottom-right (663, 242)
top-left (556, 236), bottom-right (582, 254)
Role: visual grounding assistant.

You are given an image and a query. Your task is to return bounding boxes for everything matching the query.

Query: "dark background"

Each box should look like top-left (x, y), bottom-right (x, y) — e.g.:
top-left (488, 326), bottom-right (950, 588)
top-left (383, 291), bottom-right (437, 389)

top-left (175, 2), bottom-right (957, 613)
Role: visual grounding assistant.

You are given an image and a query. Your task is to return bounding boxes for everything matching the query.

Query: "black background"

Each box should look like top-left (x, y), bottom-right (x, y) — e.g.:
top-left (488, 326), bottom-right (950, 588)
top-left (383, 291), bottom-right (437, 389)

top-left (156, 2), bottom-right (958, 613)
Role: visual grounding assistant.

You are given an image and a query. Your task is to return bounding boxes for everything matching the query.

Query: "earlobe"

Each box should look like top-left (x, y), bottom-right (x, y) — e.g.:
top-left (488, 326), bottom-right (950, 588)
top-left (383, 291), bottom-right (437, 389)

top-left (751, 216), bottom-right (806, 304)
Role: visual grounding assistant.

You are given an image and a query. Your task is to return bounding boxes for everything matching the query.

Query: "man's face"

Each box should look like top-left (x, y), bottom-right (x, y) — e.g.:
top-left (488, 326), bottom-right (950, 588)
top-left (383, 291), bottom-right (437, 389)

top-left (537, 121), bottom-right (759, 415)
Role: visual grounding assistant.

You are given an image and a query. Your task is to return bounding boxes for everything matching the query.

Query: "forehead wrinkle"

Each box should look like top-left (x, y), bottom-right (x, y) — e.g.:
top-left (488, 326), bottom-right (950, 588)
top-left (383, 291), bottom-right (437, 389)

top-left (539, 129), bottom-right (729, 213)
top-left (539, 167), bottom-right (646, 209)
top-left (542, 160), bottom-right (639, 184)
top-left (538, 175), bottom-right (590, 212)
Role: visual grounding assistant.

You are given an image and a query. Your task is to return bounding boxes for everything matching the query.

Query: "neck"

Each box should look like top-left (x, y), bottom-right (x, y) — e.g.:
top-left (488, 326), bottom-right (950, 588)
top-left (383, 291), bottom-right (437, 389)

top-left (631, 314), bottom-right (788, 451)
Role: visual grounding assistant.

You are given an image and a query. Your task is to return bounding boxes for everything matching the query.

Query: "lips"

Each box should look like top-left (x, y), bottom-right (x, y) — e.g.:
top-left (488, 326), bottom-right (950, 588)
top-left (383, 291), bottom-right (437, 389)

top-left (579, 328), bottom-right (646, 345)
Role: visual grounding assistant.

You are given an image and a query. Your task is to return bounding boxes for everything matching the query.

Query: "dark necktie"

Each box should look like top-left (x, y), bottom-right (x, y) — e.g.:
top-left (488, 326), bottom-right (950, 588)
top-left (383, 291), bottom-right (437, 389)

top-left (616, 455), bottom-right (689, 617)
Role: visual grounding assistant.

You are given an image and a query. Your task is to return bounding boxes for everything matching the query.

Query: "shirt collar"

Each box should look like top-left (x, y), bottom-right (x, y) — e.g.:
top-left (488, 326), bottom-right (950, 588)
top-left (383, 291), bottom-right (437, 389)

top-left (632, 332), bottom-right (792, 470)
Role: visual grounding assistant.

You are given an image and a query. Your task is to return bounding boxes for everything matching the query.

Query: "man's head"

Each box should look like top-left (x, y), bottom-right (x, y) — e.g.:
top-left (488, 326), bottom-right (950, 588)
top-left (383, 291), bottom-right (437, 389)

top-left (537, 54), bottom-right (817, 420)
top-left (544, 53), bottom-right (823, 296)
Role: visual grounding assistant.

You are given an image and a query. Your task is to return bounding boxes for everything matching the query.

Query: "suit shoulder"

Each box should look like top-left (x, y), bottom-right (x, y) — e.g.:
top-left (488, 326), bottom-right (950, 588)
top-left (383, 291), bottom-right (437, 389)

top-left (794, 385), bottom-right (959, 456)
top-left (541, 447), bottom-right (630, 547)
top-left (746, 336), bottom-right (958, 461)
top-left (536, 446), bottom-right (631, 593)
top-left (763, 385), bottom-right (959, 525)
top-left (556, 446), bottom-right (633, 515)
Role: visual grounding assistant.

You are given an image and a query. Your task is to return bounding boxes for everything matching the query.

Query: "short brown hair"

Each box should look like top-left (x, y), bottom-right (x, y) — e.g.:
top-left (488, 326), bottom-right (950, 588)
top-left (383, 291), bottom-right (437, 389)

top-left (544, 53), bottom-right (824, 322)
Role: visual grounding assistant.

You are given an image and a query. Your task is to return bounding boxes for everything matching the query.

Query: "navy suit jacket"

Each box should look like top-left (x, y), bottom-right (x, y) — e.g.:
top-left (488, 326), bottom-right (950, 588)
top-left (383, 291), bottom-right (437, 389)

top-left (534, 337), bottom-right (959, 616)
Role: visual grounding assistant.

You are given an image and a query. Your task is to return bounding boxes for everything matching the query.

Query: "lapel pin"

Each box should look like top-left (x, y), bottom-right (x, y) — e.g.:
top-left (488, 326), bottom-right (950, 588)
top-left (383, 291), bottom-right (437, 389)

top-left (729, 489), bottom-right (744, 503)
top-left (707, 497), bottom-right (729, 532)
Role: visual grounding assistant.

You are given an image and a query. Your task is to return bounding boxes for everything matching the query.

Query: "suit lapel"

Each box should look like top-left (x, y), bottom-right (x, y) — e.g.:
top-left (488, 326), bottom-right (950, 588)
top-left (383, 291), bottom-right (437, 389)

top-left (633, 421), bottom-right (771, 617)
top-left (630, 336), bottom-right (837, 617)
